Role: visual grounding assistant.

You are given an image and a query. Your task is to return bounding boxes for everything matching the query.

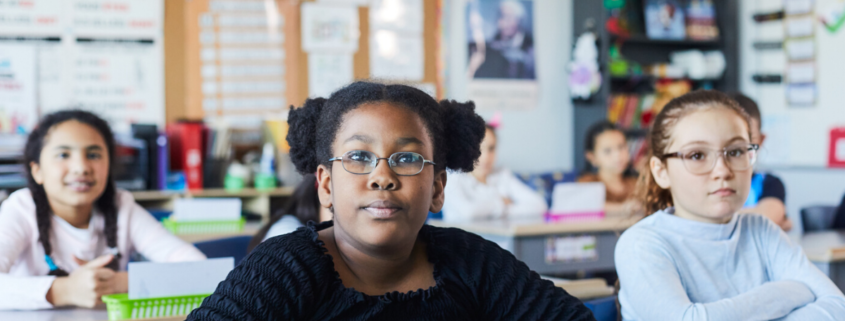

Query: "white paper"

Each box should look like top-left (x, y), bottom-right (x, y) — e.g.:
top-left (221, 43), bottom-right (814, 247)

top-left (70, 0), bottom-right (163, 38)
top-left (0, 0), bottom-right (64, 36)
top-left (0, 44), bottom-right (38, 134)
top-left (545, 235), bottom-right (598, 263)
top-left (787, 84), bottom-right (817, 106)
top-left (308, 53), bottom-right (353, 97)
top-left (318, 0), bottom-right (371, 5)
top-left (787, 62), bottom-right (816, 83)
top-left (786, 16), bottom-right (816, 38)
top-left (301, 3), bottom-right (360, 53)
top-left (784, 0), bottom-right (814, 15)
top-left (369, 0), bottom-right (423, 34)
top-left (468, 79), bottom-right (538, 111)
top-left (128, 258), bottom-right (234, 299)
top-left (209, 0), bottom-right (266, 12)
top-left (786, 39), bottom-right (816, 60)
top-left (369, 30), bottom-right (423, 80)
top-left (550, 182), bottom-right (605, 214)
top-left (172, 198), bottom-right (242, 221)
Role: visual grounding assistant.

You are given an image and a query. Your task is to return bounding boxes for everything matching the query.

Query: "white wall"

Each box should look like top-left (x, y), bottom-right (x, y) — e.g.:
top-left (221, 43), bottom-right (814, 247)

top-left (446, 0), bottom-right (573, 173)
top-left (767, 167), bottom-right (845, 236)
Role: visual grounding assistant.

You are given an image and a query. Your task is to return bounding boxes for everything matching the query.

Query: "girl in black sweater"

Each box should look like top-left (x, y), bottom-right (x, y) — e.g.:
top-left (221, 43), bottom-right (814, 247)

top-left (188, 82), bottom-right (595, 320)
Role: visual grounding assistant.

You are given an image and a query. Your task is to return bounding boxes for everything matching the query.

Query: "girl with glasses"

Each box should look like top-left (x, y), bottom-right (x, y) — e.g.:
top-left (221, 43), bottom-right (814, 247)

top-left (188, 82), bottom-right (594, 320)
top-left (442, 124), bottom-right (548, 222)
top-left (615, 91), bottom-right (845, 320)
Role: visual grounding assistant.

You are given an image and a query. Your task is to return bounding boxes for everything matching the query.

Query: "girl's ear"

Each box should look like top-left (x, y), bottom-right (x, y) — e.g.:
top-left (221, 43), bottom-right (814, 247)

top-left (585, 151), bottom-right (597, 167)
top-left (429, 170), bottom-right (447, 213)
top-left (30, 161), bottom-right (44, 185)
top-left (650, 156), bottom-right (671, 189)
top-left (316, 164), bottom-right (333, 209)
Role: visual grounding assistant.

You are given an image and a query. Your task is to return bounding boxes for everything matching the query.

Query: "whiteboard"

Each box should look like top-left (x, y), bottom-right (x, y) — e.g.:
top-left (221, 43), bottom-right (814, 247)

top-left (0, 0), bottom-right (165, 134)
top-left (740, 0), bottom-right (845, 167)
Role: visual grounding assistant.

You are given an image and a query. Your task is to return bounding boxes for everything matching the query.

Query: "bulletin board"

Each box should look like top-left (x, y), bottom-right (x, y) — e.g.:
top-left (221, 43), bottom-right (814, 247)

top-left (165, 0), bottom-right (442, 125)
top-left (741, 0), bottom-right (845, 167)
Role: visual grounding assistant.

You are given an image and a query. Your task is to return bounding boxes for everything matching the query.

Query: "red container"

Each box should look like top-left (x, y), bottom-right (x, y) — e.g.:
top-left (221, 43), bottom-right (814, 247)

top-left (167, 122), bottom-right (204, 189)
top-left (829, 127), bottom-right (845, 168)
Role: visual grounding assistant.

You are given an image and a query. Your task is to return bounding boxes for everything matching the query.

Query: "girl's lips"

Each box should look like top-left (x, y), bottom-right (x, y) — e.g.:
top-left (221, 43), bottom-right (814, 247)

top-left (362, 200), bottom-right (403, 219)
top-left (710, 188), bottom-right (736, 197)
top-left (65, 181), bottom-right (94, 192)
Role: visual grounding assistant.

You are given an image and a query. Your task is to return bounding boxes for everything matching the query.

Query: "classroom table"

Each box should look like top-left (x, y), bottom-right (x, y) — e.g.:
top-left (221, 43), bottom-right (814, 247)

top-left (801, 229), bottom-right (845, 291)
top-left (0, 307), bottom-right (186, 321)
top-left (428, 216), bottom-right (639, 275)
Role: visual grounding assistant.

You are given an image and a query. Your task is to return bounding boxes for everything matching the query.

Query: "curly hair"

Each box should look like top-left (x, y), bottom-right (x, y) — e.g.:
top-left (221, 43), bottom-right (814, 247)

top-left (23, 110), bottom-right (121, 276)
top-left (637, 90), bottom-right (752, 215)
top-left (286, 81), bottom-right (487, 175)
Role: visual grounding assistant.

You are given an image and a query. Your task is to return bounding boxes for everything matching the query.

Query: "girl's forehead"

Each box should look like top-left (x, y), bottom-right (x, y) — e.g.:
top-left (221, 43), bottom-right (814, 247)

top-left (667, 108), bottom-right (749, 149)
top-left (44, 121), bottom-right (106, 146)
top-left (336, 102), bottom-right (432, 147)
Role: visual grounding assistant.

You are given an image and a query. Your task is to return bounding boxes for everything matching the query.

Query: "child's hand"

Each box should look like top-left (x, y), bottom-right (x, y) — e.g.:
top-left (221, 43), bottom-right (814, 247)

top-left (48, 254), bottom-right (117, 308)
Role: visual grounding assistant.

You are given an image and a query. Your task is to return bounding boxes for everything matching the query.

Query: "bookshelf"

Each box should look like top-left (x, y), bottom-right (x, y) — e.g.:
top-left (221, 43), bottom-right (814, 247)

top-left (571, 0), bottom-right (740, 172)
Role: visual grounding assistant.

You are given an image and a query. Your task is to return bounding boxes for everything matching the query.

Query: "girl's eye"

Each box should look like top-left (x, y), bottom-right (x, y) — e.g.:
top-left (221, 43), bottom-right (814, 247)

top-left (57, 152), bottom-right (70, 159)
top-left (727, 148), bottom-right (746, 158)
top-left (685, 151), bottom-right (707, 161)
top-left (87, 153), bottom-right (102, 159)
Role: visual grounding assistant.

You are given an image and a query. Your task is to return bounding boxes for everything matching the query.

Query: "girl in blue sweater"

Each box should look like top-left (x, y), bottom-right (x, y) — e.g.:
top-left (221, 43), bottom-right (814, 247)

top-left (615, 91), bottom-right (845, 320)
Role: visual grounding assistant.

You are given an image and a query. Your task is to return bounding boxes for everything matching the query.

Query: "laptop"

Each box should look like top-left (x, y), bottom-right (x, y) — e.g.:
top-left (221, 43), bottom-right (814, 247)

top-left (547, 182), bottom-right (606, 222)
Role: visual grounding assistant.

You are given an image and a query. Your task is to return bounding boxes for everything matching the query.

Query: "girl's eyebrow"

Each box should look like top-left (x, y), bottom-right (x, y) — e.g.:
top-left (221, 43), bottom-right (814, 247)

top-left (344, 134), bottom-right (374, 144)
top-left (53, 145), bottom-right (104, 150)
top-left (396, 137), bottom-right (423, 146)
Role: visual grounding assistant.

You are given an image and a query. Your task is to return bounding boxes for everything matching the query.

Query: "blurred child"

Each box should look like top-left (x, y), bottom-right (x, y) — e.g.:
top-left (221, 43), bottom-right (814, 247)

top-left (578, 121), bottom-right (642, 217)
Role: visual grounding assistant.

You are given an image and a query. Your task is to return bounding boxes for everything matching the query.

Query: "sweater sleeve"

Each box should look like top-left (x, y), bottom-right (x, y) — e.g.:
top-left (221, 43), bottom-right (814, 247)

top-left (500, 170), bottom-right (548, 219)
top-left (757, 215), bottom-right (845, 320)
top-left (442, 173), bottom-right (505, 222)
top-left (438, 228), bottom-right (594, 320)
top-left (0, 191), bottom-right (56, 311)
top-left (616, 227), bottom-right (815, 321)
top-left (125, 198), bottom-right (206, 262)
top-left (187, 234), bottom-right (319, 320)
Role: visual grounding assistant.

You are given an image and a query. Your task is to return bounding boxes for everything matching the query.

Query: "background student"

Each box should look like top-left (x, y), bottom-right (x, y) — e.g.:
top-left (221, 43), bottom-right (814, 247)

top-left (0, 110), bottom-right (205, 310)
top-left (578, 121), bottom-right (642, 217)
top-left (442, 124), bottom-right (548, 222)
top-left (247, 174), bottom-right (332, 251)
top-left (615, 91), bottom-right (845, 320)
top-left (729, 92), bottom-right (792, 231)
top-left (188, 82), bottom-right (593, 320)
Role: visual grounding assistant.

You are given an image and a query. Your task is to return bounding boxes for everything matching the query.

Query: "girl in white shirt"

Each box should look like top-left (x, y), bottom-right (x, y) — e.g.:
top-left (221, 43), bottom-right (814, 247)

top-left (0, 110), bottom-right (205, 310)
top-left (442, 125), bottom-right (547, 222)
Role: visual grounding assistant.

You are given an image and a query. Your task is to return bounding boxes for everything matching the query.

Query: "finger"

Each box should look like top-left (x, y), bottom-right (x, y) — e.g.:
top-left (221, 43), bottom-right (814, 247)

top-left (94, 268), bottom-right (116, 281)
top-left (73, 256), bottom-right (88, 266)
top-left (84, 255), bottom-right (114, 268)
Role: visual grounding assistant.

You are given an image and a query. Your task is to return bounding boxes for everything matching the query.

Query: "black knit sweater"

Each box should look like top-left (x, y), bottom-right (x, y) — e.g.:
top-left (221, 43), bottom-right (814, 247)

top-left (187, 221), bottom-right (595, 320)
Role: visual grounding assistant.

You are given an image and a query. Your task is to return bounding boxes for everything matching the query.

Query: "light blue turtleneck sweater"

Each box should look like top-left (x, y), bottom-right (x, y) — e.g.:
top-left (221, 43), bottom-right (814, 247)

top-left (616, 208), bottom-right (845, 321)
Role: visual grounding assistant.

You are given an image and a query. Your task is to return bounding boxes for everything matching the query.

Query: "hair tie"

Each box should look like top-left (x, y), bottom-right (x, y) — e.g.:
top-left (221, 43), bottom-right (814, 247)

top-left (488, 112), bottom-right (503, 129)
top-left (44, 255), bottom-right (58, 271)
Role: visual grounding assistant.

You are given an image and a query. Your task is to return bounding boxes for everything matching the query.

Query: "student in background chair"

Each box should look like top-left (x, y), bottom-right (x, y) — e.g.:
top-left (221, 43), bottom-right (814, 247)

top-left (729, 93), bottom-right (792, 231)
top-left (0, 110), bottom-right (205, 310)
top-left (578, 121), bottom-right (642, 217)
top-left (615, 91), bottom-right (845, 320)
top-left (442, 124), bottom-right (548, 222)
top-left (247, 174), bottom-right (332, 252)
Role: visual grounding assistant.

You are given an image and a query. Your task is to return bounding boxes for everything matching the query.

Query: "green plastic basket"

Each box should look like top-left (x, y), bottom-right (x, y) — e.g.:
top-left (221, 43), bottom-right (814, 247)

top-left (162, 218), bottom-right (245, 234)
top-left (102, 293), bottom-right (210, 320)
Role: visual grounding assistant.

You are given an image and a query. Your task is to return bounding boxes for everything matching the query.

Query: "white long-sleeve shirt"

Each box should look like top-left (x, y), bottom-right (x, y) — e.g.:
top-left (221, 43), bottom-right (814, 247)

top-left (0, 188), bottom-right (206, 310)
top-left (616, 208), bottom-right (845, 321)
top-left (442, 169), bottom-right (548, 222)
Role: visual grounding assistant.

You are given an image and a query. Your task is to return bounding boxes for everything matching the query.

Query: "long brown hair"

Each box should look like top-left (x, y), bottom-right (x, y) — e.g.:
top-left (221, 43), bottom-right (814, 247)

top-left (636, 90), bottom-right (752, 215)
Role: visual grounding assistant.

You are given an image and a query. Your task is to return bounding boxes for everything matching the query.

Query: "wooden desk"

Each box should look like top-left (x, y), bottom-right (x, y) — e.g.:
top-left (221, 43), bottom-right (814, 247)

top-left (0, 307), bottom-right (187, 320)
top-left (429, 217), bottom-right (639, 275)
top-left (801, 230), bottom-right (845, 291)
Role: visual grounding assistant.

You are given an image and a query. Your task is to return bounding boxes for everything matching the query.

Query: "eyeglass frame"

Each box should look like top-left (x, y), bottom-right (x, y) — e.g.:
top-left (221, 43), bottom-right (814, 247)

top-left (328, 150), bottom-right (437, 176)
top-left (660, 144), bottom-right (760, 174)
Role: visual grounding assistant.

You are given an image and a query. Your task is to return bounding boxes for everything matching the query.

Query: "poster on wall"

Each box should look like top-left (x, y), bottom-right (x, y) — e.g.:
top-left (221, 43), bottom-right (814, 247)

top-left (0, 44), bottom-right (37, 134)
top-left (466, 0), bottom-right (537, 111)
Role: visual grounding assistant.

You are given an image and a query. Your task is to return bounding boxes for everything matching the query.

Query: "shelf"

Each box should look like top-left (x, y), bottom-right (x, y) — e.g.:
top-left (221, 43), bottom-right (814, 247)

top-left (610, 76), bottom-right (718, 82)
top-left (611, 35), bottom-right (720, 46)
top-left (131, 187), bottom-right (294, 201)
